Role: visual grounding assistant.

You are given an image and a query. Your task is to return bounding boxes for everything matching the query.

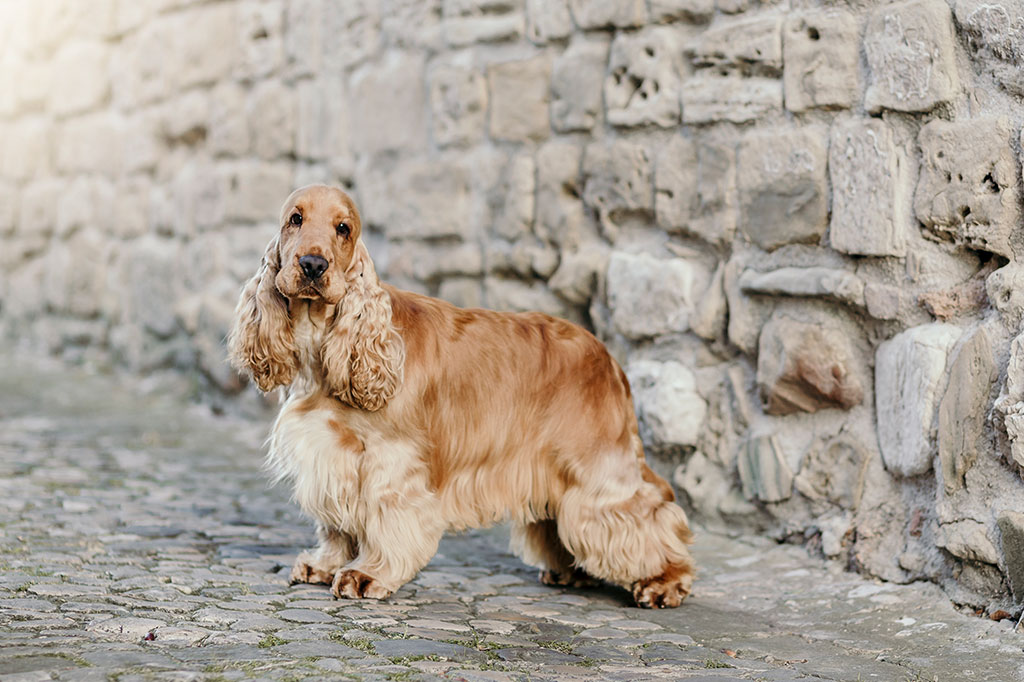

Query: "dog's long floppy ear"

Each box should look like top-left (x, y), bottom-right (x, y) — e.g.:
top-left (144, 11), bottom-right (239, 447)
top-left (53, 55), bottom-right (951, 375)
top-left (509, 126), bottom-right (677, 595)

top-left (321, 241), bottom-right (404, 411)
top-left (227, 236), bottom-right (298, 392)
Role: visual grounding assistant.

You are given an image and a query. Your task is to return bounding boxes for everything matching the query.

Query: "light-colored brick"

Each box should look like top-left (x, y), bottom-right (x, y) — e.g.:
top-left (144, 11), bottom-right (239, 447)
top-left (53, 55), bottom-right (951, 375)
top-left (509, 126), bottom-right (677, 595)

top-left (864, 0), bottom-right (959, 113)
top-left (223, 161), bottom-right (294, 223)
top-left (783, 10), bottom-right (860, 112)
top-left (829, 117), bottom-right (912, 257)
top-left (688, 15), bottom-right (782, 73)
top-left (551, 35), bottom-right (608, 133)
top-left (525, 0), bottom-right (571, 43)
top-left (605, 27), bottom-right (684, 128)
top-left (655, 137), bottom-right (737, 245)
top-left (1, 118), bottom-right (51, 180)
top-left (247, 80), bottom-right (296, 161)
top-left (350, 52), bottom-right (427, 154)
top-left (607, 252), bottom-right (698, 339)
top-left (236, 0), bottom-right (285, 80)
top-left (955, 0), bottom-right (1024, 96)
top-left (55, 113), bottom-right (123, 175)
top-left (493, 154), bottom-right (535, 241)
top-left (442, 0), bottom-right (523, 46)
top-left (582, 139), bottom-right (653, 237)
top-left (170, 3), bottom-right (239, 88)
top-left (429, 62), bottom-right (488, 147)
top-left (569, 0), bottom-right (646, 29)
top-left (914, 117), bottom-right (1019, 258)
top-left (535, 141), bottom-right (587, 249)
top-left (48, 41), bottom-right (110, 117)
top-left (208, 82), bottom-right (250, 157)
top-left (737, 127), bottom-right (828, 251)
top-left (682, 76), bottom-right (782, 124)
top-left (296, 78), bottom-right (349, 164)
top-left (488, 56), bottom-right (551, 143)
top-left (650, 0), bottom-right (713, 23)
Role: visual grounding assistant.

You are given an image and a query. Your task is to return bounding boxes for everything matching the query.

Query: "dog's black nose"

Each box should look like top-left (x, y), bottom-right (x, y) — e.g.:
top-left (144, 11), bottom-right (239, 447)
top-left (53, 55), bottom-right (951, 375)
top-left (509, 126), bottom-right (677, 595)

top-left (299, 254), bottom-right (329, 280)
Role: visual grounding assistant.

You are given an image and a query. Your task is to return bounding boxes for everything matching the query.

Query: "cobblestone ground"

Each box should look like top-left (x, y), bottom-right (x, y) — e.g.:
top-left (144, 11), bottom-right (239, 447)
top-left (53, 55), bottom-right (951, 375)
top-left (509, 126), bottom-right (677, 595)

top-left (1, 354), bottom-right (1022, 682)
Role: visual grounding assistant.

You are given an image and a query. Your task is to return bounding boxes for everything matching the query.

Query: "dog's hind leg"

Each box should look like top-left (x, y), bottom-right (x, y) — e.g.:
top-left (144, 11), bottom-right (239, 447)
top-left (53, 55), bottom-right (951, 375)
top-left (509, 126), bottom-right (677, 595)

top-left (557, 457), bottom-right (695, 608)
top-left (510, 520), bottom-right (598, 588)
top-left (290, 524), bottom-right (357, 585)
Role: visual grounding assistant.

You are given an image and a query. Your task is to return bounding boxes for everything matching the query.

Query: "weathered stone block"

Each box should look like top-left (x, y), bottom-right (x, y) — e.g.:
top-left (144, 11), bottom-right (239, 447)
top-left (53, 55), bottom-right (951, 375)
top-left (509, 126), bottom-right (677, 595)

top-left (350, 53), bottom-right (427, 154)
top-left (208, 82), bottom-right (249, 157)
top-left (429, 62), bottom-right (488, 147)
top-left (937, 520), bottom-right (1000, 564)
top-left (223, 161), bottom-right (293, 224)
top-left (296, 78), bottom-right (349, 163)
top-left (737, 127), bottom-right (828, 251)
top-left (987, 263), bottom-right (1024, 331)
top-left (656, 137), bottom-right (737, 245)
top-left (549, 246), bottom-right (607, 305)
top-left (997, 512), bottom-right (1024, 600)
top-left (526, 0), bottom-right (571, 43)
top-left (1, 119), bottom-right (51, 180)
top-left (364, 157), bottom-right (476, 240)
top-left (56, 176), bottom-right (116, 238)
top-left (0, 182), bottom-right (16, 235)
top-left (535, 141), bottom-right (587, 249)
top-left (829, 118), bottom-right (912, 257)
top-left (688, 15), bottom-right (782, 74)
top-left (569, 0), bottom-right (646, 29)
top-left (493, 154), bottom-right (535, 241)
top-left (438, 278), bottom-right (483, 309)
top-left (863, 0), bottom-right (959, 113)
top-left (914, 118), bottom-right (1019, 258)
top-left (650, 0), bottom-right (713, 23)
top-left (606, 252), bottom-right (696, 339)
top-left (605, 27), bottom-right (683, 128)
top-left (955, 0), bottom-right (1024, 96)
top-left (875, 323), bottom-right (963, 477)
top-left (757, 315), bottom-right (863, 415)
top-left (55, 114), bottom-right (122, 175)
top-left (783, 10), bottom-right (859, 112)
top-left (682, 76), bottom-right (782, 124)
top-left (236, 0), bottom-right (285, 80)
top-left (247, 80), bottom-right (296, 161)
top-left (484, 277), bottom-right (568, 318)
top-left (323, 0), bottom-right (381, 71)
top-left (794, 439), bottom-right (868, 509)
top-left (171, 3), bottom-right (239, 88)
top-left (551, 35), bottom-right (608, 133)
top-left (582, 140), bottom-right (653, 237)
top-left (691, 262), bottom-right (726, 341)
top-left (442, 0), bottom-right (522, 46)
top-left (48, 41), bottom-right (109, 117)
top-left (380, 0), bottom-right (444, 50)
top-left (739, 267), bottom-right (866, 307)
top-left (938, 328), bottom-right (995, 493)
top-left (627, 360), bottom-right (708, 448)
top-left (739, 435), bottom-right (793, 503)
top-left (48, 229), bottom-right (109, 319)
top-left (488, 56), bottom-right (551, 143)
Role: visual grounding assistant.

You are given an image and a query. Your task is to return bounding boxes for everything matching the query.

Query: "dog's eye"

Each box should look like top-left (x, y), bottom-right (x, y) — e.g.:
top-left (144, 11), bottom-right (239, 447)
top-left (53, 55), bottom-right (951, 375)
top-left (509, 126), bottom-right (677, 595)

top-left (337, 222), bottom-right (350, 238)
top-left (290, 213), bottom-right (302, 226)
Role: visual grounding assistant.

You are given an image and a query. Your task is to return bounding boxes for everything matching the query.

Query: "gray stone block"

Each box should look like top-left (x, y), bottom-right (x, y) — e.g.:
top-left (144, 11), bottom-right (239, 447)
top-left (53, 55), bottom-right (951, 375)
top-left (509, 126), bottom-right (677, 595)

top-left (605, 27), bottom-right (684, 128)
top-left (551, 35), bottom-right (608, 133)
top-left (783, 10), bottom-right (859, 112)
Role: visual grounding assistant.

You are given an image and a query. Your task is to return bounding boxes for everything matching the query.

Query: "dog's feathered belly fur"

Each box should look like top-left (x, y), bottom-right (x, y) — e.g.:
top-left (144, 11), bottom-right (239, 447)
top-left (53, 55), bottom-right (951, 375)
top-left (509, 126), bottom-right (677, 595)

top-left (228, 185), bottom-right (695, 607)
top-left (269, 289), bottom-right (695, 606)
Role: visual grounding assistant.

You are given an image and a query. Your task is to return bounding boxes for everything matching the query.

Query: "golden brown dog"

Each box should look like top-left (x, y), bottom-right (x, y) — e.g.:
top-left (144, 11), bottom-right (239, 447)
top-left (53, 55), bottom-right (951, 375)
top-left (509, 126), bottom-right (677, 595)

top-left (228, 185), bottom-right (696, 608)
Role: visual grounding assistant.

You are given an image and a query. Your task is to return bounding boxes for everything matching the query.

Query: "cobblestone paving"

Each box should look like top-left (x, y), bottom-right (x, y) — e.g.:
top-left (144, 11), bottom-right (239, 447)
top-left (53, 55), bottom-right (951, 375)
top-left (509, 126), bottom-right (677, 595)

top-left (1, 354), bottom-right (1022, 682)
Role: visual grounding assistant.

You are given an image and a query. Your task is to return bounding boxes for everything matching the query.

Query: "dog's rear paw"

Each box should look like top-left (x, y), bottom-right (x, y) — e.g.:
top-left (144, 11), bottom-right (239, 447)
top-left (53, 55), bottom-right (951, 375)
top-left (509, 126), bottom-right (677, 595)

top-left (332, 569), bottom-right (393, 600)
top-left (632, 564), bottom-right (694, 609)
top-left (539, 567), bottom-right (599, 588)
top-left (289, 551), bottom-right (336, 585)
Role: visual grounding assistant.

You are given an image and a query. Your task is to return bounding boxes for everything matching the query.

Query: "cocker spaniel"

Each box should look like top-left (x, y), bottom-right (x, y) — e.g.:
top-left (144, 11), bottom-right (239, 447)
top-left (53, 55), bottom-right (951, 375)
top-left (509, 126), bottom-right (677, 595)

top-left (228, 185), bottom-right (696, 608)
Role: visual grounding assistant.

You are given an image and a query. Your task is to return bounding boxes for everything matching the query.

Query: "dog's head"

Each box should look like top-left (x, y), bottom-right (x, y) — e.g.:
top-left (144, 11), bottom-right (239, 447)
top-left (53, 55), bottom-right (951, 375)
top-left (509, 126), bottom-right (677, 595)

top-left (228, 185), bottom-right (403, 410)
top-left (275, 185), bottom-right (363, 306)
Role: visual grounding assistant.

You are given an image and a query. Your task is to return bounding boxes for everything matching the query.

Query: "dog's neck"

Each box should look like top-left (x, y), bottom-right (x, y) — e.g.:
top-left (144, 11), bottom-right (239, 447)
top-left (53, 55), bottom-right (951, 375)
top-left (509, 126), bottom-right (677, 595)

top-left (289, 299), bottom-right (335, 397)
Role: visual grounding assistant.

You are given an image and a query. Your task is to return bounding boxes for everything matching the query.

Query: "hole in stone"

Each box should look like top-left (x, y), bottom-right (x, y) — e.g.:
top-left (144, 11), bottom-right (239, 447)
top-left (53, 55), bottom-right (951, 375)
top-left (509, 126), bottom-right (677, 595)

top-left (645, 46), bottom-right (655, 57)
top-left (957, 173), bottom-right (964, 182)
top-left (960, 205), bottom-right (971, 219)
top-left (808, 27), bottom-right (820, 40)
top-left (945, 171), bottom-right (952, 182)
top-left (252, 27), bottom-right (269, 40)
top-left (937, 150), bottom-right (944, 159)
top-left (983, 172), bottom-right (1000, 193)
top-left (640, 91), bottom-right (647, 99)
top-left (653, 81), bottom-right (659, 93)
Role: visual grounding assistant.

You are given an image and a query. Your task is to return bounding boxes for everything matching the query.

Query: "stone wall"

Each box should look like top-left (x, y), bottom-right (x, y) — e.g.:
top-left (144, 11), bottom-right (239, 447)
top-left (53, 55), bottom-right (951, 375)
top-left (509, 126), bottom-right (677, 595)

top-left (2, 0), bottom-right (1024, 611)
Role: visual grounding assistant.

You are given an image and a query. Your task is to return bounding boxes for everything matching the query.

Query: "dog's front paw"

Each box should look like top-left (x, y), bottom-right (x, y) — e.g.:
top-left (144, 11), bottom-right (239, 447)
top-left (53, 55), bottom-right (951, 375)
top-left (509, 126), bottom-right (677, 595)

top-left (632, 565), bottom-right (694, 609)
top-left (539, 567), bottom-right (599, 588)
top-left (331, 569), bottom-right (393, 600)
top-left (289, 551), bottom-right (336, 585)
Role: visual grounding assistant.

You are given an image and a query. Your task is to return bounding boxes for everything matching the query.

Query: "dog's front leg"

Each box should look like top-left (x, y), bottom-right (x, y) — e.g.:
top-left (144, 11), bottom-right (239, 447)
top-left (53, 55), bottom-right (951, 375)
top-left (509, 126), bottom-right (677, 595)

top-left (290, 524), bottom-right (357, 586)
top-left (331, 445), bottom-right (445, 600)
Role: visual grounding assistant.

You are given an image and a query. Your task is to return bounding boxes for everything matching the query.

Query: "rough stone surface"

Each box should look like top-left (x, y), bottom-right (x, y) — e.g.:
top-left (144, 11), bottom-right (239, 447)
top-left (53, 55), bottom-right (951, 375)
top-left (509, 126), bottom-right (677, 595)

top-left (655, 138), bottom-right (737, 245)
top-left (739, 435), bottom-right (794, 503)
top-left (682, 76), bottom-right (782, 124)
top-left (605, 28), bottom-right (683, 128)
top-left (955, 0), bottom-right (1024, 96)
top-left (429, 62), bottom-right (488, 147)
top-left (627, 360), bottom-right (707, 448)
top-left (757, 315), bottom-right (864, 415)
top-left (938, 328), bottom-right (995, 493)
top-left (783, 10), bottom-right (860, 112)
top-left (875, 324), bottom-right (963, 478)
top-left (582, 140), bottom-right (653, 237)
top-left (829, 117), bottom-right (912, 257)
top-left (487, 56), bottom-right (551, 143)
top-left (737, 127), bottom-right (829, 250)
top-left (350, 52), bottom-right (427, 154)
top-left (998, 512), bottom-right (1024, 601)
top-left (740, 267), bottom-right (865, 308)
top-left (569, 0), bottom-right (646, 29)
top-left (863, 0), bottom-right (960, 113)
top-left (914, 117), bottom-right (1019, 258)
top-left (551, 36), bottom-right (608, 133)
top-left (606, 252), bottom-right (697, 339)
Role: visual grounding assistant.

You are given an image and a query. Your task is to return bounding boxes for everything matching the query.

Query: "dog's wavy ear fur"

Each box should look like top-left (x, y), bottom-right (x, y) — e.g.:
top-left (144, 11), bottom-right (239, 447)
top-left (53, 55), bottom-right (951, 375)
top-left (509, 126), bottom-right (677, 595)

top-left (227, 236), bottom-right (297, 392)
top-left (321, 241), bottom-right (404, 411)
